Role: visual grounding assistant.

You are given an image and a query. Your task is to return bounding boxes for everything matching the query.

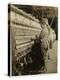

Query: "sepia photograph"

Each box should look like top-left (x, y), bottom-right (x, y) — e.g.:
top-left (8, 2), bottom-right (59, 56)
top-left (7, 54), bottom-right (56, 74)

top-left (8, 4), bottom-right (58, 76)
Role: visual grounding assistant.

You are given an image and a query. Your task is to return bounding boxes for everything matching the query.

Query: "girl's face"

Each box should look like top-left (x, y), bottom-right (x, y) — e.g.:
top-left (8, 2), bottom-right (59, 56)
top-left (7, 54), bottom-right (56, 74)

top-left (41, 23), bottom-right (47, 28)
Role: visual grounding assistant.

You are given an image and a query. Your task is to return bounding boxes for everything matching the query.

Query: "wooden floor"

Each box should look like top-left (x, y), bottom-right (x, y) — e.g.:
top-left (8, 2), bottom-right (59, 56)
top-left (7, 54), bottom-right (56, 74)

top-left (46, 40), bottom-right (57, 73)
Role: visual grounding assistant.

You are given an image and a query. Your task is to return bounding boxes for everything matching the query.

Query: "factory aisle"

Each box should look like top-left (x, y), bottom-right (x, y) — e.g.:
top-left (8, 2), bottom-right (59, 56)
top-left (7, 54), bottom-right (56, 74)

top-left (46, 40), bottom-right (57, 73)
